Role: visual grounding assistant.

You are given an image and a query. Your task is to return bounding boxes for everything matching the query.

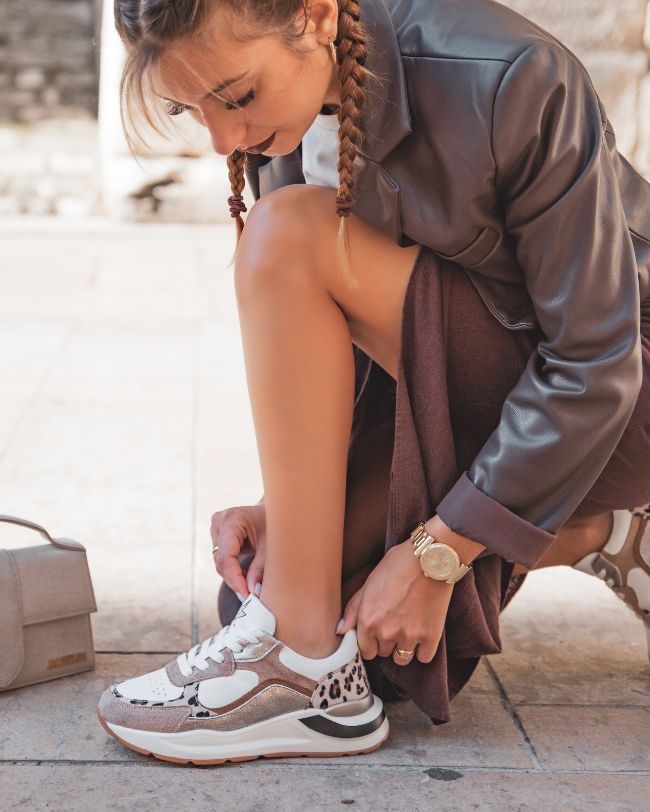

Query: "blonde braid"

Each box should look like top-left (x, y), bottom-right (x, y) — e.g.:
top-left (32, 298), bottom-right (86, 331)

top-left (332, 0), bottom-right (368, 289)
top-left (226, 149), bottom-right (248, 245)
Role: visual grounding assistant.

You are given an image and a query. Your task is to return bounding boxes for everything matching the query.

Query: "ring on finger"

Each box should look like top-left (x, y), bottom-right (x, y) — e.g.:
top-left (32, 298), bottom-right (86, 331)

top-left (394, 647), bottom-right (415, 660)
top-left (212, 545), bottom-right (219, 554)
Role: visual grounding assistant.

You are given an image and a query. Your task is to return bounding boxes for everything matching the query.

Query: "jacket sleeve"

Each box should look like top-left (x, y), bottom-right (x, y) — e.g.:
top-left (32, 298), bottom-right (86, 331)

top-left (436, 41), bottom-right (643, 569)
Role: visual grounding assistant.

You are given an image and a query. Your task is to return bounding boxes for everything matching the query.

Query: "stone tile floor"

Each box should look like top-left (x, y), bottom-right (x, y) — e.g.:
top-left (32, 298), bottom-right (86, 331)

top-left (0, 219), bottom-right (648, 811)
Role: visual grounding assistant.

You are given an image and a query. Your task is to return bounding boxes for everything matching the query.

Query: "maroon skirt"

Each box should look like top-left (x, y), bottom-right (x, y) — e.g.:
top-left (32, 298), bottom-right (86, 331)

top-left (218, 244), bottom-right (650, 726)
top-left (346, 244), bottom-right (650, 724)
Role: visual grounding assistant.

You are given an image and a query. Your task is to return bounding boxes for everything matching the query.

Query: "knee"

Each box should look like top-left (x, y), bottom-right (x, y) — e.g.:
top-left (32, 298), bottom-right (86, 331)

top-left (234, 185), bottom-right (337, 300)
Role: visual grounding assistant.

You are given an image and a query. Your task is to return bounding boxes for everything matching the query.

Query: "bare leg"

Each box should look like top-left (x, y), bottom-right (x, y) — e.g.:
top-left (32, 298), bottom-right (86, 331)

top-left (512, 511), bottom-right (614, 575)
top-left (236, 246), bottom-right (353, 660)
top-left (233, 186), bottom-right (419, 659)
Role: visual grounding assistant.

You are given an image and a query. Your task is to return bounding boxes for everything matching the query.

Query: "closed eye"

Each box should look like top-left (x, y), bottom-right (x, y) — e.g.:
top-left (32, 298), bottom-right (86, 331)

top-left (164, 89), bottom-right (256, 116)
top-left (225, 89), bottom-right (256, 111)
top-left (165, 102), bottom-right (192, 116)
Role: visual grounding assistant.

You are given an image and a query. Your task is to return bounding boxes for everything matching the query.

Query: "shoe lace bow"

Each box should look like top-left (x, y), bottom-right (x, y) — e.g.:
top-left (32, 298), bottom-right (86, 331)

top-left (176, 623), bottom-right (262, 677)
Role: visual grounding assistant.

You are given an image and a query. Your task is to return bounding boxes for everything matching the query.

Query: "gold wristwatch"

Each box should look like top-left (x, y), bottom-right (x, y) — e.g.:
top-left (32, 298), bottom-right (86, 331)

top-left (409, 522), bottom-right (473, 584)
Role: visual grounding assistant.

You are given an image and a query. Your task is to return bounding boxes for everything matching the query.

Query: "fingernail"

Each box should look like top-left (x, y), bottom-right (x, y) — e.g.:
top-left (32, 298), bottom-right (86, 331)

top-left (255, 582), bottom-right (262, 596)
top-left (336, 618), bottom-right (344, 634)
top-left (235, 591), bottom-right (245, 602)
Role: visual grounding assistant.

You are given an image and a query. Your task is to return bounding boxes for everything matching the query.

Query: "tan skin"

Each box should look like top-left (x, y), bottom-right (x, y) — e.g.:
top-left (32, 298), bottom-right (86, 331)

top-left (150, 1), bottom-right (613, 665)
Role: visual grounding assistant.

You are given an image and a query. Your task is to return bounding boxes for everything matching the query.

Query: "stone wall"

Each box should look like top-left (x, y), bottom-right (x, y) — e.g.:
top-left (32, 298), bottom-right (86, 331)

top-left (501, 0), bottom-right (650, 177)
top-left (1, 0), bottom-right (100, 123)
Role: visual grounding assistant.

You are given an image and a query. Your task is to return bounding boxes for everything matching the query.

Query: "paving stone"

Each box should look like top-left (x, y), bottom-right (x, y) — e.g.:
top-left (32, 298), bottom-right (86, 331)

top-left (518, 705), bottom-right (650, 772)
top-left (1, 764), bottom-right (649, 811)
top-left (0, 230), bottom-right (221, 652)
top-left (0, 323), bottom-right (196, 652)
top-left (0, 320), bottom-right (70, 451)
top-left (0, 654), bottom-right (169, 762)
top-left (488, 568), bottom-right (650, 706)
top-left (0, 235), bottom-right (100, 318)
top-left (0, 477), bottom-right (193, 652)
top-left (312, 661), bottom-right (533, 769)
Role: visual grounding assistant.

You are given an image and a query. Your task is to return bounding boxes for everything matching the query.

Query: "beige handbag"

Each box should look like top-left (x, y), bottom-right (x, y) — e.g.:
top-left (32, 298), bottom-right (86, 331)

top-left (0, 514), bottom-right (98, 693)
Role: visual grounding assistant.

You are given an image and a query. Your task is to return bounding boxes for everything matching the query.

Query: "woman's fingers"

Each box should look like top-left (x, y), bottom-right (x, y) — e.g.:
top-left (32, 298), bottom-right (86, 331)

top-left (220, 555), bottom-right (250, 599)
top-left (413, 633), bottom-right (440, 664)
top-left (210, 509), bottom-right (256, 597)
top-left (245, 552), bottom-right (265, 596)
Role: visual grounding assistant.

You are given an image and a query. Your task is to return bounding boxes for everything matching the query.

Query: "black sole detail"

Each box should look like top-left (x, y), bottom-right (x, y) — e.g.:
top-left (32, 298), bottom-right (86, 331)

top-left (298, 707), bottom-right (386, 739)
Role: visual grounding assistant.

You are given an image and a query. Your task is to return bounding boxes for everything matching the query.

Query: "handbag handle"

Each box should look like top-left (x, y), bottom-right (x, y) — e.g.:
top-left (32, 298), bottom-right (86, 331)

top-left (0, 514), bottom-right (85, 552)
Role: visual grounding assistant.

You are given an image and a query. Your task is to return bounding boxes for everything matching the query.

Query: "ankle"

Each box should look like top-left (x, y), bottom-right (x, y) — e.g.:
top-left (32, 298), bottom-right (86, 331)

top-left (259, 585), bottom-right (343, 659)
top-left (533, 511), bottom-right (614, 569)
top-left (565, 511), bottom-right (614, 566)
top-left (274, 624), bottom-right (341, 659)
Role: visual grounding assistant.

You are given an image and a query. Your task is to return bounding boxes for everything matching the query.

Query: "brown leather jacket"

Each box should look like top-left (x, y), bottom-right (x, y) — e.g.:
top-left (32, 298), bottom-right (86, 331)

top-left (244, 0), bottom-right (650, 565)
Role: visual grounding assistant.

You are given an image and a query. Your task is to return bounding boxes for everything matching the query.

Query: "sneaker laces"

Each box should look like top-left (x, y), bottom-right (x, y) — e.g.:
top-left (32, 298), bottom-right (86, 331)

top-left (176, 623), bottom-right (263, 677)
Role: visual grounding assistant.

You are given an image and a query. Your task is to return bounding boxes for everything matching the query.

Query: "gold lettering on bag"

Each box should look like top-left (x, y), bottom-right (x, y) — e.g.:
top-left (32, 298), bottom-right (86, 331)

top-left (46, 651), bottom-right (87, 670)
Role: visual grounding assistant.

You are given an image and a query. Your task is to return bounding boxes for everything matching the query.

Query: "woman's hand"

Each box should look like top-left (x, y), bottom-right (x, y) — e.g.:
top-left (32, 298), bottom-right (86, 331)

top-left (336, 539), bottom-right (454, 666)
top-left (336, 515), bottom-right (485, 666)
top-left (210, 501), bottom-right (267, 599)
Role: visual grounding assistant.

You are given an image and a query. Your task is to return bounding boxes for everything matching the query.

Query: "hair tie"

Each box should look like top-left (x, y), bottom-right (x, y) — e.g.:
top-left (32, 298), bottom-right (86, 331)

top-left (228, 194), bottom-right (247, 218)
top-left (335, 195), bottom-right (356, 218)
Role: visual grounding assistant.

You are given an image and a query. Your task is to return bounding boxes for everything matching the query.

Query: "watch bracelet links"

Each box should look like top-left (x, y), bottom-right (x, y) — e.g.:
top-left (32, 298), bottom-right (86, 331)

top-left (409, 521), bottom-right (473, 584)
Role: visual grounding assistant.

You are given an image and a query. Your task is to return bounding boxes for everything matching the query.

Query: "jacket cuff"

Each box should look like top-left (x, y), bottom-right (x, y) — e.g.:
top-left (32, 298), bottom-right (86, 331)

top-left (436, 471), bottom-right (557, 569)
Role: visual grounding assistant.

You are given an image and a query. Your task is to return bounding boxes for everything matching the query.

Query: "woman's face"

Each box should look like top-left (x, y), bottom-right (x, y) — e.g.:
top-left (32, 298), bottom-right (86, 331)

top-left (149, 2), bottom-right (340, 157)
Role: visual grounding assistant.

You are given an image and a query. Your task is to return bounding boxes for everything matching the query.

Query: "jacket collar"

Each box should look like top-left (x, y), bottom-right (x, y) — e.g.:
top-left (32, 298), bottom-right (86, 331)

top-left (355, 0), bottom-right (412, 163)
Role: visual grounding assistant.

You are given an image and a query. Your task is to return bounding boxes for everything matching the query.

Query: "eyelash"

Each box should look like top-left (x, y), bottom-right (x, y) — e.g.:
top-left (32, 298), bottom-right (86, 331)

top-left (166, 89), bottom-right (256, 116)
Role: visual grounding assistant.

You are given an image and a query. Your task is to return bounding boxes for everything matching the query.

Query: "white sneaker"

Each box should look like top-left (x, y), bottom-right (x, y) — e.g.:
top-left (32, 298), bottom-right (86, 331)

top-left (96, 594), bottom-right (389, 765)
top-left (574, 504), bottom-right (650, 656)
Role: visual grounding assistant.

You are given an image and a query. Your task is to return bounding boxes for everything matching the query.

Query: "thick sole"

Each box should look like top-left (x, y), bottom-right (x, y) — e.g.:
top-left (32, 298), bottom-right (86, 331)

top-left (97, 694), bottom-right (389, 766)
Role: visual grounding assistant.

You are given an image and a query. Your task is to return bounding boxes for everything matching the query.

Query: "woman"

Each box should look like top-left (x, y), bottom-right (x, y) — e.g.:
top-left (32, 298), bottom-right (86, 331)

top-left (96, 0), bottom-right (650, 764)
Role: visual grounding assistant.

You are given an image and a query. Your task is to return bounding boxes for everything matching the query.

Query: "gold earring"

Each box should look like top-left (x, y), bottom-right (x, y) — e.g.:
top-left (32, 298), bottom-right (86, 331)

top-left (328, 38), bottom-right (337, 65)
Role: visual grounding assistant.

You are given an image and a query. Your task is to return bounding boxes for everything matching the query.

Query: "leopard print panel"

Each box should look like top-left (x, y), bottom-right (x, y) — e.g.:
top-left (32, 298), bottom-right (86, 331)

top-left (305, 651), bottom-right (371, 710)
top-left (111, 681), bottom-right (220, 719)
top-left (632, 503), bottom-right (650, 520)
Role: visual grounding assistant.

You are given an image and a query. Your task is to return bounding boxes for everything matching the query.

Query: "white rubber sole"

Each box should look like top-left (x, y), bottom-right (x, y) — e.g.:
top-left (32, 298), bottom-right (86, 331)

top-left (98, 694), bottom-right (389, 765)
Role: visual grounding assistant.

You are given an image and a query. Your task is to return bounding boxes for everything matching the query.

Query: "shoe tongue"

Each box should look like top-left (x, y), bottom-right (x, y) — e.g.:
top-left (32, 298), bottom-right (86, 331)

top-left (231, 594), bottom-right (276, 636)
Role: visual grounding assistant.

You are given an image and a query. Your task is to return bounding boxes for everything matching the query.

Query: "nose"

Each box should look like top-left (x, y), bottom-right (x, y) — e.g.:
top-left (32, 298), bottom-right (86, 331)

top-left (199, 106), bottom-right (248, 156)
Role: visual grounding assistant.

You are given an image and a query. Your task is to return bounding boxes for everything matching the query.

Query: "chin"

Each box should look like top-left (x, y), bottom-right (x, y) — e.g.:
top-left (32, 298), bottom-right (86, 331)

top-left (264, 133), bottom-right (302, 157)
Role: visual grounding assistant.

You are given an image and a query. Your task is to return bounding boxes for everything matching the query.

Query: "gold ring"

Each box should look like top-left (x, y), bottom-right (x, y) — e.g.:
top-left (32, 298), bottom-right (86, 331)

top-left (211, 545), bottom-right (219, 554)
top-left (395, 648), bottom-right (415, 659)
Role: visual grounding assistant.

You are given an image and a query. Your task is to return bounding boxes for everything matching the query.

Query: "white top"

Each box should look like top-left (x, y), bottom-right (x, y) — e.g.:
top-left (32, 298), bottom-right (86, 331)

top-left (301, 111), bottom-right (340, 189)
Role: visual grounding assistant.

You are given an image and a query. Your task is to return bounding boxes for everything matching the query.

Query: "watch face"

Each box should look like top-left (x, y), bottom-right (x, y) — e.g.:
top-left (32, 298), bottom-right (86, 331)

top-left (421, 544), bottom-right (458, 580)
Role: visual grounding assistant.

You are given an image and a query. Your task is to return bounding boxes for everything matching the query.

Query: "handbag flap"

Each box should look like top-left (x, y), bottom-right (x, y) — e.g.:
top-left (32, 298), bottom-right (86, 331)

top-left (0, 549), bottom-right (25, 687)
top-left (8, 543), bottom-right (97, 625)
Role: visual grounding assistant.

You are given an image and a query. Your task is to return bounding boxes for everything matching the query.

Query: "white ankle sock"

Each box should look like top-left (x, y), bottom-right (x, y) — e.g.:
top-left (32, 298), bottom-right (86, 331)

top-left (279, 630), bottom-right (359, 680)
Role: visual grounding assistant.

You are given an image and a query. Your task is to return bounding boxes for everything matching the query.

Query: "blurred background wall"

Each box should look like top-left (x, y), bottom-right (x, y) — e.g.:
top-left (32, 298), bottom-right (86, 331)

top-left (1, 0), bottom-right (101, 123)
top-left (0, 0), bottom-right (649, 220)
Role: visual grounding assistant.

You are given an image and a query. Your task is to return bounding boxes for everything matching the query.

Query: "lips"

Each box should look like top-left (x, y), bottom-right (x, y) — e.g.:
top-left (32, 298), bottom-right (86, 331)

top-left (247, 132), bottom-right (276, 154)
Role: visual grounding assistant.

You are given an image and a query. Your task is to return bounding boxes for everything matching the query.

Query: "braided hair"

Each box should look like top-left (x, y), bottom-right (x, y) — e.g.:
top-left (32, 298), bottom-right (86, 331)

top-left (115, 1), bottom-right (380, 287)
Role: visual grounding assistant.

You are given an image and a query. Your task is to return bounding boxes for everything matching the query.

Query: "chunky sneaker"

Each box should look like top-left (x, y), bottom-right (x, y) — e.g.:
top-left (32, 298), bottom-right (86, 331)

top-left (96, 594), bottom-right (389, 765)
top-left (573, 504), bottom-right (650, 657)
